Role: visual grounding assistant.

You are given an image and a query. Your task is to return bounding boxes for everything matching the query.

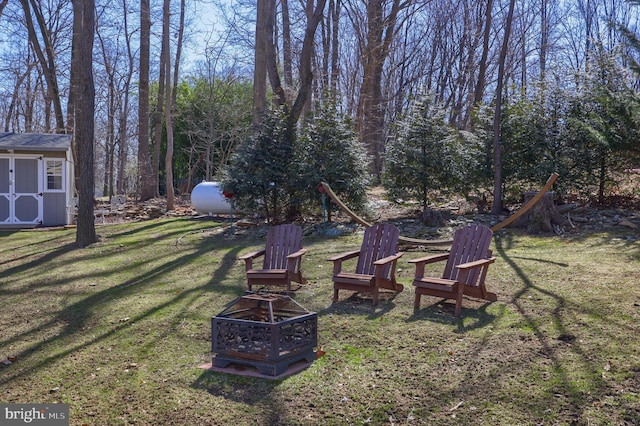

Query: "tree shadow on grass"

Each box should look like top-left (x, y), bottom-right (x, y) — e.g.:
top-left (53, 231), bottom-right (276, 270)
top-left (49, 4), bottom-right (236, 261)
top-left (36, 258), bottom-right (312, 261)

top-left (0, 219), bottom-right (211, 292)
top-left (191, 369), bottom-right (290, 425)
top-left (317, 291), bottom-right (399, 320)
top-left (103, 217), bottom-right (193, 239)
top-left (406, 300), bottom-right (497, 332)
top-left (0, 231), bottom-right (72, 260)
top-left (488, 235), bottom-right (611, 414)
top-left (0, 227), bottom-right (243, 387)
top-left (507, 255), bottom-right (569, 267)
top-left (401, 231), bottom-right (639, 422)
top-left (0, 242), bottom-right (77, 281)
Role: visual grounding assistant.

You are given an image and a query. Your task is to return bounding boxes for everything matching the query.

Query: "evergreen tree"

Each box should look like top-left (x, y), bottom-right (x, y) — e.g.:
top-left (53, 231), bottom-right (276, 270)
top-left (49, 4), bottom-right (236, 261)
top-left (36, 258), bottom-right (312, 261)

top-left (564, 48), bottom-right (640, 202)
top-left (383, 94), bottom-right (478, 212)
top-left (223, 107), bottom-right (294, 222)
top-left (296, 100), bottom-right (371, 220)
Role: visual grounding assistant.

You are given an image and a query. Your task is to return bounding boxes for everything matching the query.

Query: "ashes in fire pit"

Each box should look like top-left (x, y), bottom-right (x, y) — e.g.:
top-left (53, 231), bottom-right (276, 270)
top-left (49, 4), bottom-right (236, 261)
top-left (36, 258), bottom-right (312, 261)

top-left (211, 293), bottom-right (318, 376)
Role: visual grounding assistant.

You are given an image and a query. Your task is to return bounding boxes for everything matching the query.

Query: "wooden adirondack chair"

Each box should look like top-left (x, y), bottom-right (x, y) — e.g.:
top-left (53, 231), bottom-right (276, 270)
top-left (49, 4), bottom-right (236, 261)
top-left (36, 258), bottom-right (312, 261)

top-left (409, 224), bottom-right (497, 316)
top-left (329, 223), bottom-right (404, 306)
top-left (239, 224), bottom-right (308, 291)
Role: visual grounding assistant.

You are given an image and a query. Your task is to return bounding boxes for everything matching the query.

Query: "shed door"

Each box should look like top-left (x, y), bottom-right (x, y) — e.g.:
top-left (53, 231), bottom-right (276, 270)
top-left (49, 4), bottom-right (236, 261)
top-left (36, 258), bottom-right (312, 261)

top-left (0, 156), bottom-right (43, 225)
top-left (0, 157), bottom-right (9, 223)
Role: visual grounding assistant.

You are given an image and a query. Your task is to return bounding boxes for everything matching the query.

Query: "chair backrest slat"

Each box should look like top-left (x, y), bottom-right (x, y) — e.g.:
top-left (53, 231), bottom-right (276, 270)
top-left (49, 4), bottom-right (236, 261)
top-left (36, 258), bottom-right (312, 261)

top-left (356, 223), bottom-right (399, 277)
top-left (443, 224), bottom-right (493, 287)
top-left (263, 224), bottom-right (303, 269)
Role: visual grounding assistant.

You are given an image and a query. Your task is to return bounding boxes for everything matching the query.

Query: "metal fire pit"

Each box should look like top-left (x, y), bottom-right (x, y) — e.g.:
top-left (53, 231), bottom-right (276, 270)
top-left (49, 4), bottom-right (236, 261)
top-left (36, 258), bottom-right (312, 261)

top-left (211, 293), bottom-right (317, 376)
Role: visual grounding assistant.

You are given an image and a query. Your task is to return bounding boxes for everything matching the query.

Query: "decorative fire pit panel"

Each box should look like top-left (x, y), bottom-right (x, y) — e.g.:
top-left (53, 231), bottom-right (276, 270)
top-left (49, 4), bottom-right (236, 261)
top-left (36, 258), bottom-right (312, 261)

top-left (211, 293), bottom-right (317, 376)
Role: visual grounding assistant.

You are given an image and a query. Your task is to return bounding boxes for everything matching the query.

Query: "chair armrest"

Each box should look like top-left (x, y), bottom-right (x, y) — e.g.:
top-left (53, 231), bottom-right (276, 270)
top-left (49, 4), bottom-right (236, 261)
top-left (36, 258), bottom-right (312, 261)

top-left (455, 257), bottom-right (496, 271)
top-left (408, 253), bottom-right (449, 277)
top-left (373, 252), bottom-right (404, 266)
top-left (328, 250), bottom-right (361, 275)
top-left (286, 248), bottom-right (307, 272)
top-left (239, 249), bottom-right (266, 261)
top-left (328, 250), bottom-right (360, 263)
top-left (407, 253), bottom-right (449, 265)
top-left (373, 252), bottom-right (404, 278)
top-left (239, 249), bottom-right (266, 271)
top-left (286, 248), bottom-right (307, 260)
top-left (455, 257), bottom-right (496, 289)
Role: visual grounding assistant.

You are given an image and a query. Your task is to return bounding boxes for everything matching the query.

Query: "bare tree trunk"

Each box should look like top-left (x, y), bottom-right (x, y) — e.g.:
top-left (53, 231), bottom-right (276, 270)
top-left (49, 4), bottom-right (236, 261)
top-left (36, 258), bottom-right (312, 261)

top-left (20, 0), bottom-right (65, 133)
top-left (355, 0), bottom-right (404, 181)
top-left (578, 0), bottom-right (596, 68)
top-left (450, 0), bottom-right (481, 129)
top-left (598, 152), bottom-right (607, 203)
top-left (5, 66), bottom-right (35, 132)
top-left (458, 2), bottom-right (485, 129)
top-left (163, 0), bottom-right (175, 210)
top-left (153, 37), bottom-right (167, 198)
top-left (72, 0), bottom-right (97, 247)
top-left (67, 18), bottom-right (79, 188)
top-left (107, 69), bottom-right (116, 197)
top-left (260, 0), bottom-right (326, 127)
top-left (66, 53), bottom-right (76, 136)
top-left (117, 0), bottom-right (135, 195)
top-left (253, 0), bottom-right (271, 126)
top-left (185, 148), bottom-right (203, 193)
top-left (138, 0), bottom-right (154, 201)
top-left (289, 0), bottom-right (326, 125)
top-left (24, 74), bottom-right (40, 132)
top-left (163, 0), bottom-right (185, 205)
top-left (302, 0), bottom-right (314, 117)
top-left (172, 0), bottom-right (185, 107)
top-left (520, 11), bottom-right (527, 90)
top-left (321, 0), bottom-right (330, 91)
top-left (540, 0), bottom-right (548, 83)
top-left (265, 1), bottom-right (286, 107)
top-left (43, 80), bottom-right (52, 132)
top-left (491, 0), bottom-right (516, 215)
top-left (104, 133), bottom-right (114, 197)
top-left (330, 0), bottom-right (341, 93)
top-left (281, 0), bottom-right (293, 87)
top-left (472, 0), bottom-right (494, 110)
top-left (97, 25), bottom-right (116, 197)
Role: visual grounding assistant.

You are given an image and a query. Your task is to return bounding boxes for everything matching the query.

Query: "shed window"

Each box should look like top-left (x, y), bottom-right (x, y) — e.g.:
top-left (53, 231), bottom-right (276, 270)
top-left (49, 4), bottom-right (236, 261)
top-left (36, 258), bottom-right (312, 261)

top-left (46, 159), bottom-right (64, 191)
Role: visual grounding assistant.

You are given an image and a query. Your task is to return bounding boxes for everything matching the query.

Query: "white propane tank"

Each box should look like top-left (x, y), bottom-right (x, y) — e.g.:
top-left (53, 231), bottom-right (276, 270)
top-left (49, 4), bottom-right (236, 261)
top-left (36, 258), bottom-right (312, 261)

top-left (190, 181), bottom-right (232, 215)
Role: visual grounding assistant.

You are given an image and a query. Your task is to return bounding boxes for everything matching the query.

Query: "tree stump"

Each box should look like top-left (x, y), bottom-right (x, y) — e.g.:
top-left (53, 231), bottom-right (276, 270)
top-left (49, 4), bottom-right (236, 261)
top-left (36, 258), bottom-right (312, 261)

top-left (512, 191), bottom-right (567, 234)
top-left (421, 208), bottom-right (450, 226)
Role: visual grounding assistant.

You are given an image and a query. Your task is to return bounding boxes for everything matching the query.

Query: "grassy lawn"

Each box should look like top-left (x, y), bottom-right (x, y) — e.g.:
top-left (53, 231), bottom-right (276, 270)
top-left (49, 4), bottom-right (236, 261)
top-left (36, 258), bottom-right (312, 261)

top-left (1, 217), bottom-right (639, 425)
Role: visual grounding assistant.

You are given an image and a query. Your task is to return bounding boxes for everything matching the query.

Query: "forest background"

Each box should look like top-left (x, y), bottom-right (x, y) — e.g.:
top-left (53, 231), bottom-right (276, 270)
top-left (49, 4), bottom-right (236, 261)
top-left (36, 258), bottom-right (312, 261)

top-left (1, 0), bottom-right (640, 246)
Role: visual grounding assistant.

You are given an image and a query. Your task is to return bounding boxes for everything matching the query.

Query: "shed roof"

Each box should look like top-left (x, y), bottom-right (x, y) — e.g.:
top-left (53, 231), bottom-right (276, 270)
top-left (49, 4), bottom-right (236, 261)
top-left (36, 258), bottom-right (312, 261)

top-left (0, 132), bottom-right (72, 152)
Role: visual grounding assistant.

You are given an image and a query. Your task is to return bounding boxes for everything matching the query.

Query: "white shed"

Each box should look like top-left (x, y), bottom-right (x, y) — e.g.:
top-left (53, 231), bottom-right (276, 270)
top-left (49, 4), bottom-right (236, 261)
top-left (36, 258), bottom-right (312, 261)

top-left (0, 132), bottom-right (75, 228)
